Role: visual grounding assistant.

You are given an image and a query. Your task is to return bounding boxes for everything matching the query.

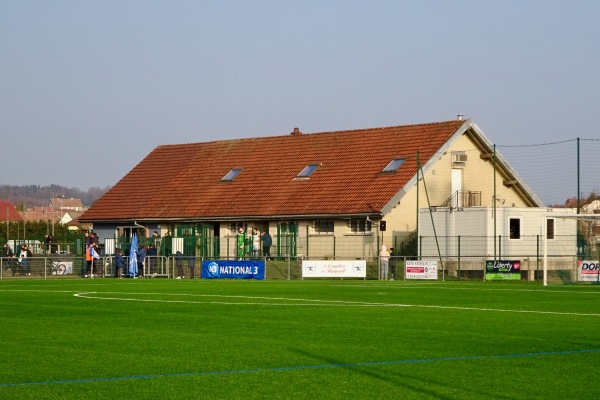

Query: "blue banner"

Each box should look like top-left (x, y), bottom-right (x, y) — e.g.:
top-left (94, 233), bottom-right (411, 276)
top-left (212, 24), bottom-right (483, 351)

top-left (202, 260), bottom-right (266, 280)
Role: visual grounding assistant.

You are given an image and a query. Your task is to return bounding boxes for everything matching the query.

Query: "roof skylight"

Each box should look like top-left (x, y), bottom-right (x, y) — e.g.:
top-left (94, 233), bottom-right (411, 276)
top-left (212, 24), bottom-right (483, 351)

top-left (296, 163), bottom-right (320, 178)
top-left (221, 168), bottom-right (242, 181)
top-left (382, 158), bottom-right (405, 173)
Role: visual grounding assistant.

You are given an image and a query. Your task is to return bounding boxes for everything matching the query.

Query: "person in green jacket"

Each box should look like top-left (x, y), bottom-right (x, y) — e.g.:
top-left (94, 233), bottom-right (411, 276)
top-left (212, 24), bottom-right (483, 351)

top-left (237, 227), bottom-right (245, 260)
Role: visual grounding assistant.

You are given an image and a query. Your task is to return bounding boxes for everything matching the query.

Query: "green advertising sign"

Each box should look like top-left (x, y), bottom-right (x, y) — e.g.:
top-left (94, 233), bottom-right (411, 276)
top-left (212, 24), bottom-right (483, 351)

top-left (485, 260), bottom-right (521, 281)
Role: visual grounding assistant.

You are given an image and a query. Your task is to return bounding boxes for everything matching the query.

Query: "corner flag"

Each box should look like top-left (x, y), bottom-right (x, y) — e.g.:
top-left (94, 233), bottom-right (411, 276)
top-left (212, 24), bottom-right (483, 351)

top-left (128, 233), bottom-right (138, 277)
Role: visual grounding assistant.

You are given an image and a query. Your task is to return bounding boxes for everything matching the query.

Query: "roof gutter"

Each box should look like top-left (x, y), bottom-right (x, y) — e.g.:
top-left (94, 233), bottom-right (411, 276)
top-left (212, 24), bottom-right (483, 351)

top-left (83, 213), bottom-right (384, 225)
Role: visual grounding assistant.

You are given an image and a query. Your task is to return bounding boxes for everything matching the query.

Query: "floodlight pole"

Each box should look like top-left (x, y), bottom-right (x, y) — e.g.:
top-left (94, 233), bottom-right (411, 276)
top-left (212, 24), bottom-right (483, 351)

top-left (543, 216), bottom-right (548, 286)
top-left (49, 190), bottom-right (55, 237)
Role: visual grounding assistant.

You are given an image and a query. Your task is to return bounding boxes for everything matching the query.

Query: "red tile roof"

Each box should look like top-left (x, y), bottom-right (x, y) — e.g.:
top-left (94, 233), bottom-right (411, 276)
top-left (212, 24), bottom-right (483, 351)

top-left (50, 197), bottom-right (84, 210)
top-left (81, 120), bottom-right (466, 222)
top-left (0, 201), bottom-right (23, 222)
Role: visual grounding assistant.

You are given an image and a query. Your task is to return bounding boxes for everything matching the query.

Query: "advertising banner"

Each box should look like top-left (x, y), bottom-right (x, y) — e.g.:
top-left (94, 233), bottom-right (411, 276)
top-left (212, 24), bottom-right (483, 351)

top-left (405, 260), bottom-right (438, 280)
top-left (202, 260), bottom-right (266, 280)
top-left (302, 260), bottom-right (366, 278)
top-left (578, 260), bottom-right (600, 282)
top-left (485, 260), bottom-right (521, 280)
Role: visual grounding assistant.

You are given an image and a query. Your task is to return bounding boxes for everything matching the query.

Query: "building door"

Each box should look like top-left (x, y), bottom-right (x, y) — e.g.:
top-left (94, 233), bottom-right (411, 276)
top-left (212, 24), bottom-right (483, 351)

top-left (276, 222), bottom-right (297, 258)
top-left (451, 168), bottom-right (463, 207)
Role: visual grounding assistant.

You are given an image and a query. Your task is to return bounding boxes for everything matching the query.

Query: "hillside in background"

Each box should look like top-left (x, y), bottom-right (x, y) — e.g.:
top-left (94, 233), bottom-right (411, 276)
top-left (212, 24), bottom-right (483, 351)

top-left (0, 184), bottom-right (110, 208)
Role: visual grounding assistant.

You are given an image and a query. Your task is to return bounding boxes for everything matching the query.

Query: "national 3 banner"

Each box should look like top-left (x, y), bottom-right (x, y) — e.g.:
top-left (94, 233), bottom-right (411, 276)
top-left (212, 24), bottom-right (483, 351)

top-left (202, 260), bottom-right (265, 280)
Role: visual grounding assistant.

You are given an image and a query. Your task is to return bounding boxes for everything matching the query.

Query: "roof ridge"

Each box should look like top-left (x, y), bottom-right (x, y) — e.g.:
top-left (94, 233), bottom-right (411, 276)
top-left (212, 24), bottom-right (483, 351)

top-left (156, 119), bottom-right (467, 148)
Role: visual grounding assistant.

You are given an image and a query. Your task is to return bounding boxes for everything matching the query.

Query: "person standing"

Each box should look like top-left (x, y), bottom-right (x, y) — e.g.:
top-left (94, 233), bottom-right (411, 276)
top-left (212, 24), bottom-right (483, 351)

top-left (2, 243), bottom-right (15, 276)
top-left (237, 227), bottom-right (245, 260)
top-left (261, 231), bottom-right (272, 259)
top-left (84, 231), bottom-right (93, 246)
top-left (137, 243), bottom-right (146, 278)
top-left (162, 231), bottom-right (172, 257)
top-left (18, 245), bottom-right (30, 276)
top-left (152, 231), bottom-right (161, 254)
top-left (44, 234), bottom-right (54, 254)
top-left (188, 254), bottom-right (196, 279)
top-left (175, 251), bottom-right (184, 279)
top-left (147, 242), bottom-right (157, 275)
top-left (379, 245), bottom-right (390, 281)
top-left (389, 247), bottom-right (397, 281)
top-left (114, 248), bottom-right (125, 278)
top-left (91, 232), bottom-right (101, 275)
top-left (85, 243), bottom-right (94, 278)
top-left (252, 228), bottom-right (260, 258)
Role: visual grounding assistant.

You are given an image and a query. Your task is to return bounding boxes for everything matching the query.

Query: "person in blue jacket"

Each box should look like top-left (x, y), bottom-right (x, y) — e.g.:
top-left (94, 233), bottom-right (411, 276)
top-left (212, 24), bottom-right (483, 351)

top-left (188, 254), bottom-right (196, 279)
top-left (137, 243), bottom-right (146, 278)
top-left (175, 251), bottom-right (184, 279)
top-left (261, 230), bottom-right (273, 259)
top-left (114, 248), bottom-right (125, 278)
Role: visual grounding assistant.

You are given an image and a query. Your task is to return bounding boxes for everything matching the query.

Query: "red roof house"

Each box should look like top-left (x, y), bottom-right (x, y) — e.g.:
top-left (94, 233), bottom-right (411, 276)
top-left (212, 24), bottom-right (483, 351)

top-left (80, 118), bottom-right (541, 259)
top-left (0, 201), bottom-right (23, 222)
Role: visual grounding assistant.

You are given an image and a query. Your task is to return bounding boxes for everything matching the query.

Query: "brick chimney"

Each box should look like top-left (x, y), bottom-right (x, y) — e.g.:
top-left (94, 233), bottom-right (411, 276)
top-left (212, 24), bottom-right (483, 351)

top-left (290, 127), bottom-right (302, 136)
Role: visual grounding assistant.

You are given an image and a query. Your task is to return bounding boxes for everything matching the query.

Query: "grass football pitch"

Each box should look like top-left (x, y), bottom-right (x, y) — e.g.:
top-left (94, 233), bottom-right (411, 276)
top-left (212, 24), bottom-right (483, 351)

top-left (1, 278), bottom-right (599, 399)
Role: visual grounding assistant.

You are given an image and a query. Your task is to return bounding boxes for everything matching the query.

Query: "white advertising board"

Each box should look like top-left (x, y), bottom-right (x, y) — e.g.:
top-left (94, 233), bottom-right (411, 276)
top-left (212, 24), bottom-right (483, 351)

top-left (405, 260), bottom-right (438, 280)
top-left (302, 260), bottom-right (366, 278)
top-left (578, 260), bottom-right (600, 282)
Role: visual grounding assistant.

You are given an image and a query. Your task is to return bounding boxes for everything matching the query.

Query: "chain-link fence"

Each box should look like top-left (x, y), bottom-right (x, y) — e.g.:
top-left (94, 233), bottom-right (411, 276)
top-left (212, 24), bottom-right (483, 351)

top-left (3, 252), bottom-right (598, 284)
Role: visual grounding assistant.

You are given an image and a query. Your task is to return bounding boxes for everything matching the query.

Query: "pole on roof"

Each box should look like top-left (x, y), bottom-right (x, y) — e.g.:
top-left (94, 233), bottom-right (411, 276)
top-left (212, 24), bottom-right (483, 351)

top-left (543, 216), bottom-right (548, 286)
top-left (416, 151), bottom-right (420, 259)
top-left (419, 161), bottom-right (444, 279)
top-left (493, 144), bottom-right (497, 262)
top-left (577, 138), bottom-right (580, 214)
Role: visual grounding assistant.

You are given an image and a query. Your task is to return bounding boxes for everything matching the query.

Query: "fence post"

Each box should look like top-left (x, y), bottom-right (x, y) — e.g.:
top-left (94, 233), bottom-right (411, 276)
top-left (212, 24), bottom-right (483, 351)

top-left (536, 235), bottom-right (540, 282)
top-left (305, 225), bottom-right (309, 259)
top-left (498, 235), bottom-right (502, 260)
top-left (457, 235), bottom-right (461, 281)
top-left (333, 236), bottom-right (336, 259)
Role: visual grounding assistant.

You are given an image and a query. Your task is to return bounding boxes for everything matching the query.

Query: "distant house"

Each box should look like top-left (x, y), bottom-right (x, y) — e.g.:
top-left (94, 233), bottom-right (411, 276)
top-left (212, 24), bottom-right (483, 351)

top-left (0, 201), bottom-right (23, 222)
top-left (19, 207), bottom-right (59, 223)
top-left (61, 211), bottom-right (92, 231)
top-left (581, 199), bottom-right (600, 236)
top-left (80, 118), bottom-right (542, 259)
top-left (15, 198), bottom-right (85, 224)
top-left (49, 197), bottom-right (84, 212)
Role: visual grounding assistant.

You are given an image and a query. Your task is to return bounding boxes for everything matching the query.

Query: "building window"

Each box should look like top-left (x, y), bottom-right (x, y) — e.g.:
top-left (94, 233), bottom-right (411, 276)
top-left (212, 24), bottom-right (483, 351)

top-left (222, 169), bottom-right (242, 181)
top-left (278, 222), bottom-right (297, 235)
top-left (547, 218), bottom-right (554, 240)
top-left (382, 158), bottom-right (405, 173)
top-left (348, 218), bottom-right (372, 233)
top-left (509, 218), bottom-right (521, 239)
top-left (296, 164), bottom-right (320, 178)
top-left (229, 222), bottom-right (245, 235)
top-left (313, 220), bottom-right (334, 234)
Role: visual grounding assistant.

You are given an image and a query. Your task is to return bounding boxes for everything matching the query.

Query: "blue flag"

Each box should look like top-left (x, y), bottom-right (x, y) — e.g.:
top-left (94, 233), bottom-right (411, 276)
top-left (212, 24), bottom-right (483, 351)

top-left (128, 233), bottom-right (138, 277)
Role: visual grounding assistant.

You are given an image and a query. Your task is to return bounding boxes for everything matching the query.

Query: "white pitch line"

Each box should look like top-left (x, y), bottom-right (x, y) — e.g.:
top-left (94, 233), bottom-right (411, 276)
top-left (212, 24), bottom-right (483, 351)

top-left (334, 284), bottom-right (600, 295)
top-left (73, 292), bottom-right (392, 306)
top-left (71, 292), bottom-right (600, 316)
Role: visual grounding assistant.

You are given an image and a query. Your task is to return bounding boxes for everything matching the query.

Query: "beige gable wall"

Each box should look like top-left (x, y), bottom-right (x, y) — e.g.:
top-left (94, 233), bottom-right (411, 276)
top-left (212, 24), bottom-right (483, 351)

top-left (381, 133), bottom-right (531, 240)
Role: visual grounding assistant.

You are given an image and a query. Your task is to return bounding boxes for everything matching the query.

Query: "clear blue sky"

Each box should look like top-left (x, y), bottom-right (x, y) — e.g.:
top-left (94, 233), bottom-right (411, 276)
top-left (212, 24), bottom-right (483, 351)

top-left (1, 1), bottom-right (598, 190)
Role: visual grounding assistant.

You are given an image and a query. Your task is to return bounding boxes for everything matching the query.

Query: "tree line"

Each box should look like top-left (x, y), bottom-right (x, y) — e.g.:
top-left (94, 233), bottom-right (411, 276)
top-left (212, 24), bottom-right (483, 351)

top-left (0, 184), bottom-right (109, 208)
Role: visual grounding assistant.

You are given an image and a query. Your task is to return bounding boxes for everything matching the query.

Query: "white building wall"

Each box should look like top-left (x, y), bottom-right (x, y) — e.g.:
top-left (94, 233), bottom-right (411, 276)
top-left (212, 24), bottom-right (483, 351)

top-left (419, 207), bottom-right (577, 260)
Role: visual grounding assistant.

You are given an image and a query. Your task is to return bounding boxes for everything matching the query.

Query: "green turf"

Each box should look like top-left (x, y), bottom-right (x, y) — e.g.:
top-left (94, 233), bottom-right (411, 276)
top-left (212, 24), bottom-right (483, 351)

top-left (1, 279), bottom-right (599, 399)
